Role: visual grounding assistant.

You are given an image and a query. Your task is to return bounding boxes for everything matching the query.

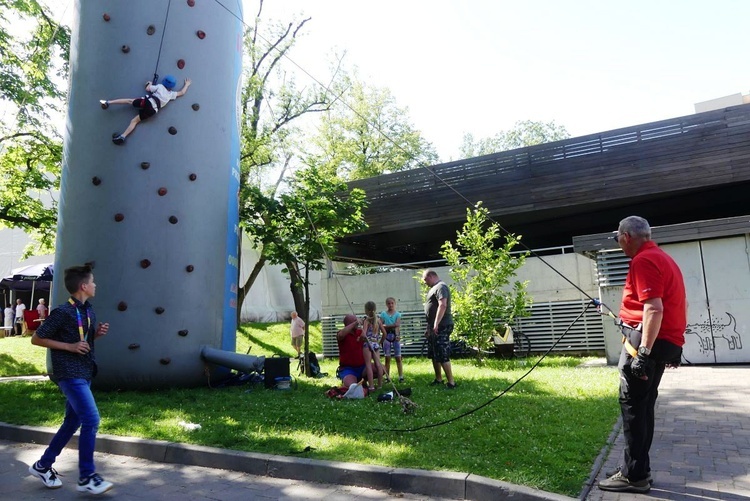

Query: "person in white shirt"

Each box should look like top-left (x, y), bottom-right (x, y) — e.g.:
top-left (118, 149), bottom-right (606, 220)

top-left (3, 304), bottom-right (13, 334)
top-left (100, 75), bottom-right (191, 145)
top-left (14, 299), bottom-right (26, 336)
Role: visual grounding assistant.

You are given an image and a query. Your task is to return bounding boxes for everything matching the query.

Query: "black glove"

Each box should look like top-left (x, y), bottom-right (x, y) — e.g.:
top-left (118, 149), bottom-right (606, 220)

top-left (630, 353), bottom-right (649, 378)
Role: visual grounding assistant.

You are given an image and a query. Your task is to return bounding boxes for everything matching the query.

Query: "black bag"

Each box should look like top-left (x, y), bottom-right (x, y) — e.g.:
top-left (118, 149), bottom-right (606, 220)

top-left (305, 352), bottom-right (327, 378)
top-left (263, 355), bottom-right (290, 389)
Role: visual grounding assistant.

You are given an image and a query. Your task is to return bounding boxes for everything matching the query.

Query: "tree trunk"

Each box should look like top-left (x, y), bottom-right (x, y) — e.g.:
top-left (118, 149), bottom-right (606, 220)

top-left (236, 254), bottom-right (267, 326)
top-left (286, 259), bottom-right (309, 375)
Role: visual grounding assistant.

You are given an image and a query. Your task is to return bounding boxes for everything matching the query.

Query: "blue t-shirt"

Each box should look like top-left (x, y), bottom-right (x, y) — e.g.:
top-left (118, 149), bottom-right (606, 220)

top-left (379, 310), bottom-right (401, 339)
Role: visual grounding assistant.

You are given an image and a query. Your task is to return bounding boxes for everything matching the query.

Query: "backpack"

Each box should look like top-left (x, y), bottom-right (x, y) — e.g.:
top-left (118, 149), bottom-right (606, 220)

top-left (306, 352), bottom-right (327, 378)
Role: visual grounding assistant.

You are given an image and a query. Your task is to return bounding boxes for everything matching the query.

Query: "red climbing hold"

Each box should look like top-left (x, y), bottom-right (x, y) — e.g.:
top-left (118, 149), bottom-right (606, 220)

top-left (187, 0), bottom-right (195, 7)
top-left (117, 301), bottom-right (128, 311)
top-left (160, 358), bottom-right (171, 365)
top-left (168, 126), bottom-right (177, 135)
top-left (140, 259), bottom-right (151, 268)
top-left (196, 30), bottom-right (206, 39)
top-left (191, 103), bottom-right (200, 111)
top-left (92, 177), bottom-right (101, 186)
top-left (103, 13), bottom-right (110, 22)
top-left (158, 187), bottom-right (168, 196)
top-left (140, 162), bottom-right (150, 170)
top-left (147, 25), bottom-right (156, 35)
top-left (121, 45), bottom-right (130, 54)
top-left (114, 213), bottom-right (124, 222)
top-left (185, 265), bottom-right (194, 272)
top-left (177, 59), bottom-right (185, 69)
top-left (155, 307), bottom-right (165, 314)
top-left (189, 173), bottom-right (197, 181)
top-left (178, 330), bottom-right (189, 337)
top-left (128, 343), bottom-right (140, 350)
top-left (169, 216), bottom-right (178, 224)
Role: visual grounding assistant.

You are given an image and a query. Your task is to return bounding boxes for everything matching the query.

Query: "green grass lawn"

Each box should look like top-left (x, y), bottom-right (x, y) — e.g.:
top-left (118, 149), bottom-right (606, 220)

top-left (0, 322), bottom-right (619, 496)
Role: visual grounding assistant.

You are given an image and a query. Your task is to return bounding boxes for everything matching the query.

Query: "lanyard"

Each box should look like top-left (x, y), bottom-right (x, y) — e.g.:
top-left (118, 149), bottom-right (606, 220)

top-left (68, 298), bottom-right (91, 342)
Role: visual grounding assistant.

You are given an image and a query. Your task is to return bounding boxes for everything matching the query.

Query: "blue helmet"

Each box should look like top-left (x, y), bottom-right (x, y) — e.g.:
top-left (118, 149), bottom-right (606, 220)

top-left (161, 75), bottom-right (177, 89)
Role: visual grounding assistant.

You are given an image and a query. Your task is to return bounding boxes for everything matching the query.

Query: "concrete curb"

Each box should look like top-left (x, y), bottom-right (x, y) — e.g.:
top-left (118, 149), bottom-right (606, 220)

top-left (0, 422), bottom-right (574, 500)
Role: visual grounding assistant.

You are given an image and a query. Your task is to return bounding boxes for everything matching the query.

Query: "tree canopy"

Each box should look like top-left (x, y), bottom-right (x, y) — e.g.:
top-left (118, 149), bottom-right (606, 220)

top-left (0, 0), bottom-right (70, 253)
top-left (459, 120), bottom-right (570, 158)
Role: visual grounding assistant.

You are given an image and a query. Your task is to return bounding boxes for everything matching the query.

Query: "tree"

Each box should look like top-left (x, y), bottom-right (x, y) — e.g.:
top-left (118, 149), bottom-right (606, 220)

top-left (441, 202), bottom-right (532, 362)
top-left (459, 120), bottom-right (570, 158)
top-left (308, 72), bottom-right (439, 180)
top-left (237, 0), bottom-right (342, 322)
top-left (241, 167), bottom-right (368, 374)
top-left (0, 1), bottom-right (70, 254)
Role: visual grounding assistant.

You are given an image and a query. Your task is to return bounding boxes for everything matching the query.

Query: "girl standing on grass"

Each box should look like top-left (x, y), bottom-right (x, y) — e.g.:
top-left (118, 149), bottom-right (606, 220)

top-left (380, 297), bottom-right (404, 383)
top-left (362, 301), bottom-right (386, 390)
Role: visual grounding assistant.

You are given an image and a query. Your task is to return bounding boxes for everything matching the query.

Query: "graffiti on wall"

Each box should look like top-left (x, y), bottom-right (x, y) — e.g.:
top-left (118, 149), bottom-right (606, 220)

top-left (685, 312), bottom-right (743, 355)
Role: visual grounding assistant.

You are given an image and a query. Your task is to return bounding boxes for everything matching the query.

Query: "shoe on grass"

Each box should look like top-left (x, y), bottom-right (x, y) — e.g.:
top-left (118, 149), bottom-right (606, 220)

top-left (112, 134), bottom-right (126, 145)
top-left (77, 473), bottom-right (113, 495)
top-left (446, 382), bottom-right (457, 389)
top-left (28, 461), bottom-right (62, 489)
top-left (598, 471), bottom-right (650, 493)
top-left (429, 379), bottom-right (444, 386)
top-left (605, 466), bottom-right (653, 485)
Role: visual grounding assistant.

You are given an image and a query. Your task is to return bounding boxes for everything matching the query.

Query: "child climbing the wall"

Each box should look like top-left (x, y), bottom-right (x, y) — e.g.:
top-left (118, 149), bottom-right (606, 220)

top-left (101, 75), bottom-right (191, 145)
top-left (362, 301), bottom-right (386, 391)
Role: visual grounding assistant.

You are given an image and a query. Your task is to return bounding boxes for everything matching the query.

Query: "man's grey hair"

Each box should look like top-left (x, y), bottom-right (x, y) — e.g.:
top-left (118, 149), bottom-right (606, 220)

top-left (619, 216), bottom-right (651, 239)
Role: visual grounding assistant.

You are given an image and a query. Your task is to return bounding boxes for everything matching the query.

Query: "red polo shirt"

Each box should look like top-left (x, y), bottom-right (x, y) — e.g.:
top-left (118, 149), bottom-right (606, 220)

top-left (620, 241), bottom-right (687, 346)
top-left (338, 327), bottom-right (366, 366)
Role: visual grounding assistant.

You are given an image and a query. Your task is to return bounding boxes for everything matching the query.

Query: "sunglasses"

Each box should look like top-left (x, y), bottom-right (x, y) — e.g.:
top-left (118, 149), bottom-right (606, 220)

top-left (611, 231), bottom-right (628, 243)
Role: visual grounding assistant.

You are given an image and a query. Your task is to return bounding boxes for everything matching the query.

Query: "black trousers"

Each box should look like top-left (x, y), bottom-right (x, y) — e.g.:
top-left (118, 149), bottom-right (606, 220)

top-left (618, 327), bottom-right (682, 481)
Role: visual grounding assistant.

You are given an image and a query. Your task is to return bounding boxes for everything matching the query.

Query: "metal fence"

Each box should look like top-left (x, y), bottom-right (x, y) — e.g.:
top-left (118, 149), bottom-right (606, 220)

top-left (321, 299), bottom-right (605, 358)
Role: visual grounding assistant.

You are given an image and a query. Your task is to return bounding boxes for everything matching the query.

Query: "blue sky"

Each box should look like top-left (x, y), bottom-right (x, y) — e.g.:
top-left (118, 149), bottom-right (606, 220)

top-left (254, 0), bottom-right (750, 160)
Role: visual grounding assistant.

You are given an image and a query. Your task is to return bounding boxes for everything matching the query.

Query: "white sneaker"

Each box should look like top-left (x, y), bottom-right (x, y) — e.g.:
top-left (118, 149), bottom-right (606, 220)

top-left (77, 473), bottom-right (113, 494)
top-left (28, 461), bottom-right (63, 489)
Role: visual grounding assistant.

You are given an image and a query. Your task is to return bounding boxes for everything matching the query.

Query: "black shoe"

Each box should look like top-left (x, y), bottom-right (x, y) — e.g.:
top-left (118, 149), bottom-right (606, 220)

top-left (429, 379), bottom-right (444, 386)
top-left (446, 382), bottom-right (457, 389)
top-left (99, 100), bottom-right (109, 109)
top-left (605, 466), bottom-right (653, 485)
top-left (112, 134), bottom-right (125, 145)
top-left (598, 471), bottom-right (650, 493)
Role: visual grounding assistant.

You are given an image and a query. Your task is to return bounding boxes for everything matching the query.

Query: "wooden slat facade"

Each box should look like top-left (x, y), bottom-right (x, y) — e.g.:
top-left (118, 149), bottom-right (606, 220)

top-left (340, 104), bottom-right (750, 263)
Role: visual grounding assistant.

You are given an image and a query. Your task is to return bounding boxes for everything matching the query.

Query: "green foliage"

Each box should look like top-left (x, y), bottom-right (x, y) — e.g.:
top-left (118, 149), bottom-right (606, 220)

top-left (308, 71), bottom-right (439, 180)
top-left (459, 120), bottom-right (571, 158)
top-left (441, 203), bottom-right (532, 360)
top-left (0, 0), bottom-right (70, 254)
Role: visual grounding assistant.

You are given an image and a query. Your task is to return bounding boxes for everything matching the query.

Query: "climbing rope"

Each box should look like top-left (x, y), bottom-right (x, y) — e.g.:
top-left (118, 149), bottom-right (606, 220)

top-left (152, 0), bottom-right (173, 84)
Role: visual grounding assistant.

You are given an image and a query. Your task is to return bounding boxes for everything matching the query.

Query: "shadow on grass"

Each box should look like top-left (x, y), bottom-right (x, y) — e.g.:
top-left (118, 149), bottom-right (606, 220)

top-left (0, 353), bottom-right (40, 378)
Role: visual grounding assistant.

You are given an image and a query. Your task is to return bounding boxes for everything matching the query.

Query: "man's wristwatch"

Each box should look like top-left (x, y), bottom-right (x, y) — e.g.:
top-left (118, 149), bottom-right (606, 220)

top-left (638, 345), bottom-right (651, 356)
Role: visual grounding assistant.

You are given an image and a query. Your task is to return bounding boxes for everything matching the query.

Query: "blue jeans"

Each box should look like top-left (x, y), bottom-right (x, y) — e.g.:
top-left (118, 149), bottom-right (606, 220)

top-left (40, 378), bottom-right (100, 479)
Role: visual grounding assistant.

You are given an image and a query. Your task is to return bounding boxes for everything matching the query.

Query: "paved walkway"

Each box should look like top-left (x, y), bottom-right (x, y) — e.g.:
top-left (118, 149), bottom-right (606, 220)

top-left (584, 365), bottom-right (750, 501)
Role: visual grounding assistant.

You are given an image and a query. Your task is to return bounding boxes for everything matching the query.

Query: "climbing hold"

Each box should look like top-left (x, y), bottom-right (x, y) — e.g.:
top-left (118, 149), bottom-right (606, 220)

top-left (177, 59), bottom-right (185, 69)
top-left (121, 45), bottom-right (130, 54)
top-left (178, 329), bottom-right (189, 337)
top-left (187, 0), bottom-right (195, 6)
top-left (191, 103), bottom-right (200, 111)
top-left (140, 259), bottom-right (151, 269)
top-left (160, 358), bottom-right (171, 365)
top-left (92, 177), bottom-right (102, 186)
top-left (155, 307), bottom-right (165, 314)
top-left (128, 343), bottom-right (140, 350)
top-left (168, 126), bottom-right (177, 135)
top-left (169, 215), bottom-right (178, 224)
top-left (117, 301), bottom-right (128, 311)
top-left (196, 30), bottom-right (206, 39)
top-left (189, 173), bottom-right (197, 181)
top-left (147, 25), bottom-right (156, 35)
top-left (114, 213), bottom-right (124, 222)
top-left (140, 161), bottom-right (150, 170)
top-left (103, 13), bottom-right (110, 22)
top-left (185, 265), bottom-right (194, 272)
top-left (158, 187), bottom-right (168, 196)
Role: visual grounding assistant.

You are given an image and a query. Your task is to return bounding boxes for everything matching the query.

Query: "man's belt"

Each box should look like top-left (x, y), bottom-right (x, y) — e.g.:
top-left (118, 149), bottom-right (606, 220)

top-left (619, 322), bottom-right (642, 358)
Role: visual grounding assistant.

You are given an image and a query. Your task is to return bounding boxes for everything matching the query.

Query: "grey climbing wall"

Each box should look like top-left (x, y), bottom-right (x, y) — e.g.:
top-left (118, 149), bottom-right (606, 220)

top-left (52, 0), bottom-right (243, 389)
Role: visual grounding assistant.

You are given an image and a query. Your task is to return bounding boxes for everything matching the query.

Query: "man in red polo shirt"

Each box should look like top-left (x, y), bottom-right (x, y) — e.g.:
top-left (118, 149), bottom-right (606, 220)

top-left (599, 216), bottom-right (686, 494)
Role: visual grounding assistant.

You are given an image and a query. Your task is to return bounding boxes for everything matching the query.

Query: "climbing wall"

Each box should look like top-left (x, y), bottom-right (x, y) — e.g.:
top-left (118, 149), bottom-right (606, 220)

top-left (53, 0), bottom-right (243, 388)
